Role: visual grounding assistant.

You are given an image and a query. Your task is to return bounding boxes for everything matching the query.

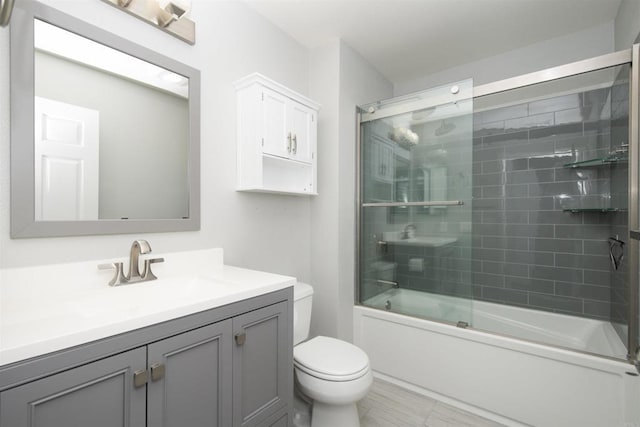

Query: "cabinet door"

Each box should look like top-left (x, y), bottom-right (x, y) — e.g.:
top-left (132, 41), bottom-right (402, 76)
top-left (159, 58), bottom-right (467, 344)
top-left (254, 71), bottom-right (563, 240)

top-left (233, 302), bottom-right (290, 427)
top-left (373, 137), bottom-right (394, 184)
top-left (289, 102), bottom-right (315, 164)
top-left (0, 348), bottom-right (146, 427)
top-left (147, 320), bottom-right (232, 427)
top-left (262, 88), bottom-right (290, 159)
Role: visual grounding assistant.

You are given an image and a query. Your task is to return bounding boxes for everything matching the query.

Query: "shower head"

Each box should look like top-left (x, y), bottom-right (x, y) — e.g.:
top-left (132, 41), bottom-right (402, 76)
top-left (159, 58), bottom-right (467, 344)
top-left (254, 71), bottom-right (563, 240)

top-left (435, 120), bottom-right (456, 136)
top-left (389, 126), bottom-right (419, 148)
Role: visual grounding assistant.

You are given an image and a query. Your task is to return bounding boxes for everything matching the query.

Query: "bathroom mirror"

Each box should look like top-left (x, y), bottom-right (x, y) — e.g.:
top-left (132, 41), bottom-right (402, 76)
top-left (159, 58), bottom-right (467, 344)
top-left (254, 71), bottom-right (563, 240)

top-left (10, 0), bottom-right (200, 237)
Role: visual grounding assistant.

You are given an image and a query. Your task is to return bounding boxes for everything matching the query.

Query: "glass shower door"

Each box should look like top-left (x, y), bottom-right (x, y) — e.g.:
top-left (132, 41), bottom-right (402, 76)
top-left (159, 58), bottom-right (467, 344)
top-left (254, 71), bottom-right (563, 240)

top-left (358, 80), bottom-right (474, 325)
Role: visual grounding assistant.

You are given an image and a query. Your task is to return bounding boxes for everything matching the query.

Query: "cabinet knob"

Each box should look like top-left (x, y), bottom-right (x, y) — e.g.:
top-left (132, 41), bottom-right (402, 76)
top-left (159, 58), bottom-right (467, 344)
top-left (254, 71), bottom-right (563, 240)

top-left (133, 369), bottom-right (148, 388)
top-left (235, 332), bottom-right (246, 345)
top-left (150, 362), bottom-right (166, 381)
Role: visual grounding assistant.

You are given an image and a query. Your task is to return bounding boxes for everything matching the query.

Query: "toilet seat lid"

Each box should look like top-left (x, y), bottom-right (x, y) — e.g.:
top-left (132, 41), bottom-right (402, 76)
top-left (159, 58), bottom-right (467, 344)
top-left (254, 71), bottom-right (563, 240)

top-left (294, 336), bottom-right (370, 381)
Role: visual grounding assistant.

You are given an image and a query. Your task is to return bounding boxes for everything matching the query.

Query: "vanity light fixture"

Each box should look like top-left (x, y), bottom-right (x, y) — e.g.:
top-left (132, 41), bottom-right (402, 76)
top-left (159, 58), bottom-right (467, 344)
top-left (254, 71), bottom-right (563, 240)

top-left (0, 0), bottom-right (15, 27)
top-left (101, 0), bottom-right (195, 45)
top-left (156, 0), bottom-right (190, 28)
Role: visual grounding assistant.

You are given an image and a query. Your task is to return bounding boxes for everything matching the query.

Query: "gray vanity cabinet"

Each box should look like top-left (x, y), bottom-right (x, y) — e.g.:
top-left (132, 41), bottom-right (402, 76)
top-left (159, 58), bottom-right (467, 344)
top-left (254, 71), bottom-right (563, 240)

top-left (0, 347), bottom-right (147, 427)
top-left (0, 289), bottom-right (293, 427)
top-left (147, 320), bottom-right (233, 427)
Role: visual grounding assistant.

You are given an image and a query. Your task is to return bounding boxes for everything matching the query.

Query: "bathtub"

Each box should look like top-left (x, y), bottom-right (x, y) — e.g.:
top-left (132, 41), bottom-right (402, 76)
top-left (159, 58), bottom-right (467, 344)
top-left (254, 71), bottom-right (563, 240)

top-left (354, 288), bottom-right (640, 427)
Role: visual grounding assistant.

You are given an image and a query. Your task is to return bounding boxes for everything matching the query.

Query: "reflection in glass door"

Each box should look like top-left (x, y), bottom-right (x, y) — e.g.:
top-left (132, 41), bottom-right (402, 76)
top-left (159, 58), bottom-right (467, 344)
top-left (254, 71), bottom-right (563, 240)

top-left (358, 80), bottom-right (474, 325)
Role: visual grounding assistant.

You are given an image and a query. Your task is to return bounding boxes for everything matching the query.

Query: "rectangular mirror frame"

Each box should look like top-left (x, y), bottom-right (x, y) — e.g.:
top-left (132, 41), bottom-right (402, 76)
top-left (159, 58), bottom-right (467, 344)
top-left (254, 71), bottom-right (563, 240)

top-left (10, 0), bottom-right (201, 238)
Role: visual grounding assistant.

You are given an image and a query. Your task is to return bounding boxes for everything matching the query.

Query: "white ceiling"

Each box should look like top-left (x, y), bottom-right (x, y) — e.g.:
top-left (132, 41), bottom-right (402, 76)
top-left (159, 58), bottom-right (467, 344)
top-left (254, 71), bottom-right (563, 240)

top-left (243, 0), bottom-right (623, 84)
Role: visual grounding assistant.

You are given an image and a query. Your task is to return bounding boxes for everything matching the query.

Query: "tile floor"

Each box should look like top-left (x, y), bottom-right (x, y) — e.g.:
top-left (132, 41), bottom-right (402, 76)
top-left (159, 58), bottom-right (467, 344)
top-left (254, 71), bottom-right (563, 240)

top-left (358, 378), bottom-right (507, 427)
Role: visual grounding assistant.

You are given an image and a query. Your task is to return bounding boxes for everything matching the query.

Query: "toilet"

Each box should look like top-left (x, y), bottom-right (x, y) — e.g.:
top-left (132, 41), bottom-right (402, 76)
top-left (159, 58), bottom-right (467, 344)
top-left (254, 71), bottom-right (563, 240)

top-left (293, 282), bottom-right (373, 427)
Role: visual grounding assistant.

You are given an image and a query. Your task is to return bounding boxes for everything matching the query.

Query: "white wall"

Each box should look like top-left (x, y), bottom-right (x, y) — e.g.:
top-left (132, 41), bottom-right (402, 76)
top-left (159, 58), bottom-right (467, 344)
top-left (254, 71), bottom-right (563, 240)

top-left (309, 39), bottom-right (392, 340)
top-left (615, 0), bottom-right (640, 49)
top-left (395, 22), bottom-right (615, 96)
top-left (0, 0), bottom-right (313, 284)
top-left (337, 42), bottom-right (393, 340)
top-left (309, 39), bottom-right (341, 338)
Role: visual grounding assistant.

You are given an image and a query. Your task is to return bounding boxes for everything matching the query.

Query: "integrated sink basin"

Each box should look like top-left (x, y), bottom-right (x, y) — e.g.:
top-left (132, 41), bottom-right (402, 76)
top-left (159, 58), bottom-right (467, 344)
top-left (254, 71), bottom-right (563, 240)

top-left (64, 276), bottom-right (235, 319)
top-left (0, 248), bottom-right (295, 367)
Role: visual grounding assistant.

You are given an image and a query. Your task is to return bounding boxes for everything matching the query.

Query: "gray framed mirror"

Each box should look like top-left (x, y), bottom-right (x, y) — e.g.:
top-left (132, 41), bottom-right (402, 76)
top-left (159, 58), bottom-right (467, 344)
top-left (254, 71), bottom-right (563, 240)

top-left (10, 0), bottom-right (200, 238)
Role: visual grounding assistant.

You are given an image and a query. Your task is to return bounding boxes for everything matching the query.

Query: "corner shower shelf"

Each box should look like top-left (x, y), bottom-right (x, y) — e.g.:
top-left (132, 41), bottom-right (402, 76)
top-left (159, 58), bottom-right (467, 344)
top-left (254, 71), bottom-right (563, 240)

top-left (563, 155), bottom-right (628, 168)
top-left (562, 208), bottom-right (624, 213)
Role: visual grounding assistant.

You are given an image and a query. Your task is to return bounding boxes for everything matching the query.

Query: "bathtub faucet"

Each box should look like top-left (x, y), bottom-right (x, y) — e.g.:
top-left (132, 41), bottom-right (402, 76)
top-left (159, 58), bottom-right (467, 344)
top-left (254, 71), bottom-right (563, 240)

top-left (404, 224), bottom-right (416, 239)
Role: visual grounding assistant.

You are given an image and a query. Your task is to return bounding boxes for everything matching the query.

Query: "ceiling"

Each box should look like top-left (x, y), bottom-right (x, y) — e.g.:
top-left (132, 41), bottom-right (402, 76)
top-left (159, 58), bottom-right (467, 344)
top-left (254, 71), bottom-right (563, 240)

top-left (243, 0), bottom-right (623, 84)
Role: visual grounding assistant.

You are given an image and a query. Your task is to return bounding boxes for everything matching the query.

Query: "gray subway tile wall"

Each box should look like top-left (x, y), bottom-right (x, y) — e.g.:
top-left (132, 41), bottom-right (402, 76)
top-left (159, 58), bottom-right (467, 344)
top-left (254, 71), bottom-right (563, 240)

top-left (469, 84), bottom-right (628, 322)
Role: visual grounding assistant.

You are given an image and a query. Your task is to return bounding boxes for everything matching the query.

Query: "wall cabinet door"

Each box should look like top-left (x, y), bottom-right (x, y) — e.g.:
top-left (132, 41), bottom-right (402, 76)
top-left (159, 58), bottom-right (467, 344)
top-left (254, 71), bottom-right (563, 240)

top-left (262, 88), bottom-right (290, 159)
top-left (261, 87), bottom-right (316, 164)
top-left (0, 348), bottom-right (146, 427)
top-left (372, 135), bottom-right (394, 184)
top-left (147, 320), bottom-right (233, 427)
top-left (232, 302), bottom-right (289, 427)
top-left (288, 102), bottom-right (315, 164)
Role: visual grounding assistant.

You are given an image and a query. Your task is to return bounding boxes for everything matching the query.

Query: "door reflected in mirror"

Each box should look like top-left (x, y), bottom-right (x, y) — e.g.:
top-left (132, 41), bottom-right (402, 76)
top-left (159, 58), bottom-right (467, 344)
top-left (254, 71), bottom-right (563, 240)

top-left (34, 19), bottom-right (189, 221)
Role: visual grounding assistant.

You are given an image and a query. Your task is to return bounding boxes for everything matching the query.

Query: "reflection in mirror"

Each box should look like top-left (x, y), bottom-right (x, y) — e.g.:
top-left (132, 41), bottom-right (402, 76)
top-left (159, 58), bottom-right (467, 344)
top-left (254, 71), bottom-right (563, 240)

top-left (10, 0), bottom-right (200, 237)
top-left (34, 19), bottom-right (189, 221)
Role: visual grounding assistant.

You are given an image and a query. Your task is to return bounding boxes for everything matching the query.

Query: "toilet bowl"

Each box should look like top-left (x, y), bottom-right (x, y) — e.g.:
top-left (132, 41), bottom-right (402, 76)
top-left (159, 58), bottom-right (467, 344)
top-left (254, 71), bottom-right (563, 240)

top-left (293, 283), bottom-right (372, 427)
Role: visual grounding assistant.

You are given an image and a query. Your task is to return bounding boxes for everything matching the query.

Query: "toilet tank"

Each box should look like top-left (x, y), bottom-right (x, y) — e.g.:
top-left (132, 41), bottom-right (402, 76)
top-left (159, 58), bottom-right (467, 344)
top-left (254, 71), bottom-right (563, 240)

top-left (293, 282), bottom-right (313, 345)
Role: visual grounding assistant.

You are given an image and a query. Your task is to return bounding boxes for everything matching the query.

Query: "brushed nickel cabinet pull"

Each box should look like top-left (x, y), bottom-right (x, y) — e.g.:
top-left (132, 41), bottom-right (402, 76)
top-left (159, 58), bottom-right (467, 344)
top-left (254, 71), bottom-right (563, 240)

top-left (150, 362), bottom-right (165, 381)
top-left (235, 332), bottom-right (246, 345)
top-left (133, 369), bottom-right (148, 388)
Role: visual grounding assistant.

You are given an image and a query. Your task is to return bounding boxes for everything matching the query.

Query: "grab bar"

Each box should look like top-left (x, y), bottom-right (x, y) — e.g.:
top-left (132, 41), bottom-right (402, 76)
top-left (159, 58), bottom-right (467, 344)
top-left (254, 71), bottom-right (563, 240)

top-left (362, 200), bottom-right (464, 208)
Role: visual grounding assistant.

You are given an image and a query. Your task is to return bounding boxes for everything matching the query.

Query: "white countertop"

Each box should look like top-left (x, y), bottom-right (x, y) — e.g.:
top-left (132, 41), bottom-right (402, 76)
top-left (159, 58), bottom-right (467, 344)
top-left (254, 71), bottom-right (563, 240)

top-left (0, 248), bottom-right (295, 367)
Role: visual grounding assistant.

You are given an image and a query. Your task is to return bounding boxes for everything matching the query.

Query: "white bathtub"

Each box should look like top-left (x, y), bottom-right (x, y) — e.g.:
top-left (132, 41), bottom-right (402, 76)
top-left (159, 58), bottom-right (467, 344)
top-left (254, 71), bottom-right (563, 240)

top-left (355, 289), bottom-right (640, 427)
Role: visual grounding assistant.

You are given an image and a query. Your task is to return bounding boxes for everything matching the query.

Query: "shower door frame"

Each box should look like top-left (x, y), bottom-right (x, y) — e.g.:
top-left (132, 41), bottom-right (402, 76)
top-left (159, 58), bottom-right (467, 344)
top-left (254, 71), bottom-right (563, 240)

top-left (356, 44), bottom-right (640, 366)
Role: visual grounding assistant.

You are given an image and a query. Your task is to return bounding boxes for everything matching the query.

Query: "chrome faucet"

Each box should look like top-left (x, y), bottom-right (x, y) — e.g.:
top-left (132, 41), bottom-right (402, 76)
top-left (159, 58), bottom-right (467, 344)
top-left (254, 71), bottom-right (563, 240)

top-left (98, 240), bottom-right (164, 286)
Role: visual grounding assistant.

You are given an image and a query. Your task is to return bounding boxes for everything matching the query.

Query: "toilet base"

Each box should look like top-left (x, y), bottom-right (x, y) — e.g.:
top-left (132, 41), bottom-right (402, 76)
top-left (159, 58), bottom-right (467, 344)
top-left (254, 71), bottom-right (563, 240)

top-left (311, 401), bottom-right (360, 427)
top-left (293, 389), bottom-right (312, 427)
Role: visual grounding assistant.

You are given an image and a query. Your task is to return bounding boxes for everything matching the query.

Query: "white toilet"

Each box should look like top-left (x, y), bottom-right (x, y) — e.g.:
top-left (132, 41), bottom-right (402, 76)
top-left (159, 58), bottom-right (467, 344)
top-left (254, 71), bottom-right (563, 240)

top-left (293, 282), bottom-right (373, 427)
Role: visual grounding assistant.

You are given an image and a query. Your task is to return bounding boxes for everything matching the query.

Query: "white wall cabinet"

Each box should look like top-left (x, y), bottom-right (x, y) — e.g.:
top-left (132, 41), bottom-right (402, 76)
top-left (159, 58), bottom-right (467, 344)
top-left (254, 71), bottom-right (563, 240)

top-left (235, 73), bottom-right (320, 195)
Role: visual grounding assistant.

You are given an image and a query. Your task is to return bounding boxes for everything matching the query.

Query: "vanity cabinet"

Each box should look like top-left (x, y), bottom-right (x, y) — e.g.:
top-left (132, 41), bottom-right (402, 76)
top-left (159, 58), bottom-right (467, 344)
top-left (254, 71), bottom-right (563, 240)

top-left (235, 73), bottom-right (320, 196)
top-left (0, 291), bottom-right (292, 427)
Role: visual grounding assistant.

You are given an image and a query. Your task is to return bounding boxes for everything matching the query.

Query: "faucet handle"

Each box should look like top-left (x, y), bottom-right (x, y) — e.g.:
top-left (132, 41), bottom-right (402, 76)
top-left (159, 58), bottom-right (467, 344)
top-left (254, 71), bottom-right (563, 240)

top-left (142, 257), bottom-right (165, 281)
top-left (98, 262), bottom-right (128, 286)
